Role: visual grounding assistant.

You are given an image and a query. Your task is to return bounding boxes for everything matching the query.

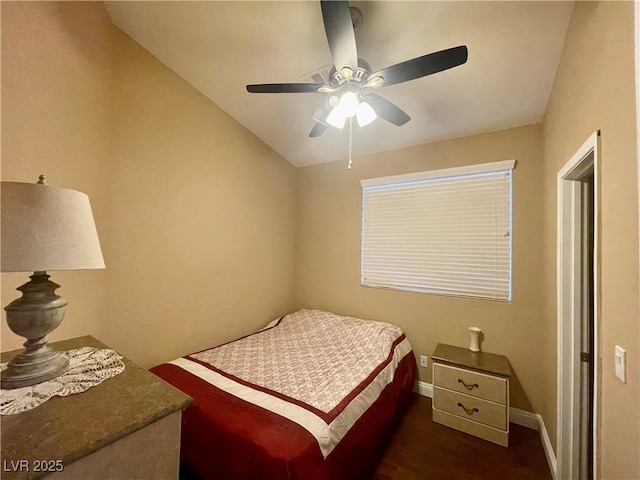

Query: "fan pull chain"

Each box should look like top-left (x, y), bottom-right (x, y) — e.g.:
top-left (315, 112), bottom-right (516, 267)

top-left (347, 117), bottom-right (353, 170)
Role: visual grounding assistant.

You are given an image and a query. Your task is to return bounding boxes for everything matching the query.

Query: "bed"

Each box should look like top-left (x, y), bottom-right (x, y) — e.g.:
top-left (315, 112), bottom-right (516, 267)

top-left (150, 309), bottom-right (416, 479)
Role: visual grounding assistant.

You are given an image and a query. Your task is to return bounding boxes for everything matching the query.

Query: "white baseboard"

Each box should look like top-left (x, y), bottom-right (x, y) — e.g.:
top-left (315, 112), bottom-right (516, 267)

top-left (510, 407), bottom-right (540, 430)
top-left (415, 380), bottom-right (433, 397)
top-left (416, 380), bottom-right (557, 478)
top-left (537, 413), bottom-right (558, 480)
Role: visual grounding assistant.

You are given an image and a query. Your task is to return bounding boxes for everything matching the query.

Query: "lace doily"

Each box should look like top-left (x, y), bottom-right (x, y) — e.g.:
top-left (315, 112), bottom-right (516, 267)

top-left (0, 347), bottom-right (125, 415)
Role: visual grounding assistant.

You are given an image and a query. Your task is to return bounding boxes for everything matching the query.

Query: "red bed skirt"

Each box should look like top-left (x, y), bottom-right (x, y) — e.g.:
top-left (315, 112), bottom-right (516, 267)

top-left (151, 351), bottom-right (416, 479)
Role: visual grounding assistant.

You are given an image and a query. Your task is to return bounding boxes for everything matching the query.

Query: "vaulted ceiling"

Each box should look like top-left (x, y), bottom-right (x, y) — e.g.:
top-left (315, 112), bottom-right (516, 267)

top-left (106, 1), bottom-right (574, 167)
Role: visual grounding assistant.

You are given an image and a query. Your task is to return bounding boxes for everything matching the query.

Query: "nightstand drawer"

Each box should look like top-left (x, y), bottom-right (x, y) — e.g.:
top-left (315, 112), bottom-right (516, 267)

top-left (433, 387), bottom-right (507, 430)
top-left (434, 363), bottom-right (507, 404)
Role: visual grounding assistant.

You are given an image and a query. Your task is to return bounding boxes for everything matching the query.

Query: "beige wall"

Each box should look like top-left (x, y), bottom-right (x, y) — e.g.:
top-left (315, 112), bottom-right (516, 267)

top-left (1, 2), bottom-right (298, 368)
top-left (104, 28), bottom-right (297, 367)
top-left (1, 2), bottom-right (113, 348)
top-left (541, 2), bottom-right (640, 477)
top-left (296, 124), bottom-right (544, 412)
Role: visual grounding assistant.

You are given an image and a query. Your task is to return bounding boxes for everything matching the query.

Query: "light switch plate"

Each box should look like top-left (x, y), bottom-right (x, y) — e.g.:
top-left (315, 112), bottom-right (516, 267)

top-left (615, 345), bottom-right (626, 383)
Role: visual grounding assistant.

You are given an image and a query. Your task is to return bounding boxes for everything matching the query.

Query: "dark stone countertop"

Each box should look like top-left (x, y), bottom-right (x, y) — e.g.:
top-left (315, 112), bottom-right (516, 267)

top-left (1, 335), bottom-right (192, 480)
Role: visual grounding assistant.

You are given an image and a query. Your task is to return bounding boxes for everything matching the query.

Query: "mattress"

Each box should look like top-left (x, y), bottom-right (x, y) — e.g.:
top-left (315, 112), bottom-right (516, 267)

top-left (151, 309), bottom-right (416, 479)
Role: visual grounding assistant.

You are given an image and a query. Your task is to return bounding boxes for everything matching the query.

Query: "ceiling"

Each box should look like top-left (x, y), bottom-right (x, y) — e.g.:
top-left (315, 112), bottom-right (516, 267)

top-left (105, 1), bottom-right (574, 167)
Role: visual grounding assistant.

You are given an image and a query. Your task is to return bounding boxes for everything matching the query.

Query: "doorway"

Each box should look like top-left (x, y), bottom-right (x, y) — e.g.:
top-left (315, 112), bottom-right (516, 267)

top-left (557, 131), bottom-right (600, 480)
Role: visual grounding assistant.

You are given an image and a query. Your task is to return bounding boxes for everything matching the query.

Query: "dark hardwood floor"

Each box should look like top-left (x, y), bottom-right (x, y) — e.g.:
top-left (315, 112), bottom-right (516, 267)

top-left (369, 394), bottom-right (552, 480)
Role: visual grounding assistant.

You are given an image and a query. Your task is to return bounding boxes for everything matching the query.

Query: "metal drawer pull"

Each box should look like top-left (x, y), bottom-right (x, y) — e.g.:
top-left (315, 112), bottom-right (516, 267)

top-left (458, 378), bottom-right (479, 390)
top-left (457, 402), bottom-right (479, 415)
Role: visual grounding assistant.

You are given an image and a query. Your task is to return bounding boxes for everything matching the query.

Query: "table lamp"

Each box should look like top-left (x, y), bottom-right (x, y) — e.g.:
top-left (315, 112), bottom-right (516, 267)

top-left (1, 176), bottom-right (105, 389)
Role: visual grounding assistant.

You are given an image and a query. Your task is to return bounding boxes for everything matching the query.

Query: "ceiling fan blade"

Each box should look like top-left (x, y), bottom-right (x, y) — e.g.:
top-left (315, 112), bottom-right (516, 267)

top-left (366, 93), bottom-right (411, 126)
top-left (246, 83), bottom-right (325, 94)
top-left (370, 45), bottom-right (468, 87)
top-left (309, 122), bottom-right (329, 137)
top-left (320, 1), bottom-right (358, 73)
top-left (309, 105), bottom-right (329, 137)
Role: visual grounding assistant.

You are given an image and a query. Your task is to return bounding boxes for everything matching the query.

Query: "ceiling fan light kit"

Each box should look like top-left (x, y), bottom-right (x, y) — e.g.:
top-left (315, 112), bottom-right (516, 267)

top-left (326, 90), bottom-right (377, 129)
top-left (246, 0), bottom-right (468, 138)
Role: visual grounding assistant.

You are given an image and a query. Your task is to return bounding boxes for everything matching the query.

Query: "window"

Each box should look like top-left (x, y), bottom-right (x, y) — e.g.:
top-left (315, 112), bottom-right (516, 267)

top-left (360, 160), bottom-right (515, 301)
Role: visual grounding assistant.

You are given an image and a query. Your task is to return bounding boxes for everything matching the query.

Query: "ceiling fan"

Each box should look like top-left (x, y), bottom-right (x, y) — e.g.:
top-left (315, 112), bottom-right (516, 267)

top-left (246, 1), bottom-right (468, 138)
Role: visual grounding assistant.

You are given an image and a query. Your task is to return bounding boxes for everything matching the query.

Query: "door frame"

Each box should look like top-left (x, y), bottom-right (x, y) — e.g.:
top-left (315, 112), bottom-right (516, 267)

top-left (556, 131), bottom-right (601, 480)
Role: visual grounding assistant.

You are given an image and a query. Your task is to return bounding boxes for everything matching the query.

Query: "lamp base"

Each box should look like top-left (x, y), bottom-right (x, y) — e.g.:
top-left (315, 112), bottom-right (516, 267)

top-left (1, 341), bottom-right (69, 389)
top-left (2, 272), bottom-right (70, 390)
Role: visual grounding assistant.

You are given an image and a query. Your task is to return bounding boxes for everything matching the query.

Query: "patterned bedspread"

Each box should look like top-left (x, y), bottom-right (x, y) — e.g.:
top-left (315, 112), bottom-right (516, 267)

top-left (152, 309), bottom-right (416, 479)
top-left (192, 310), bottom-right (404, 414)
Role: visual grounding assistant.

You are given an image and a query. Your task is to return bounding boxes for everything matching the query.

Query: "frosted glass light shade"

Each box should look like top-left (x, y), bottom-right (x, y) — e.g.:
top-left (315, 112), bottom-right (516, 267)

top-left (1, 180), bottom-right (105, 272)
top-left (338, 91), bottom-right (359, 118)
top-left (356, 101), bottom-right (377, 127)
top-left (326, 107), bottom-right (346, 129)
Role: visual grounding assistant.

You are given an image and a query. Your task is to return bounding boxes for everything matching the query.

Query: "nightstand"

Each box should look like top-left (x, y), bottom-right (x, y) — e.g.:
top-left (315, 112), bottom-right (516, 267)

top-left (431, 343), bottom-right (511, 447)
top-left (1, 336), bottom-right (192, 480)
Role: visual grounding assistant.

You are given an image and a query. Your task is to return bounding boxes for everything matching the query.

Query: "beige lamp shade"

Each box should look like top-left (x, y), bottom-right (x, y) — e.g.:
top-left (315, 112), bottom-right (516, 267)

top-left (1, 180), bottom-right (105, 272)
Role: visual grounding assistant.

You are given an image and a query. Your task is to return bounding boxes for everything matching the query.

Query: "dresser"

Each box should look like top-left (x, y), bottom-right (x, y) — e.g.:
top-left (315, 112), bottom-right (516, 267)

top-left (431, 343), bottom-right (511, 447)
top-left (1, 336), bottom-right (192, 480)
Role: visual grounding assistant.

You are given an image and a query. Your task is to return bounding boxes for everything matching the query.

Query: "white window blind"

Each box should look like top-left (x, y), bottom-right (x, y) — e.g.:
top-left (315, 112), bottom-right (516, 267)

top-left (360, 160), bottom-right (515, 301)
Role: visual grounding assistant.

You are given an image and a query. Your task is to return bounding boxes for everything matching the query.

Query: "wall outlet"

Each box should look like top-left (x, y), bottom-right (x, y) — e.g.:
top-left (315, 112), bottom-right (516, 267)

top-left (420, 355), bottom-right (428, 368)
top-left (615, 345), bottom-right (626, 383)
